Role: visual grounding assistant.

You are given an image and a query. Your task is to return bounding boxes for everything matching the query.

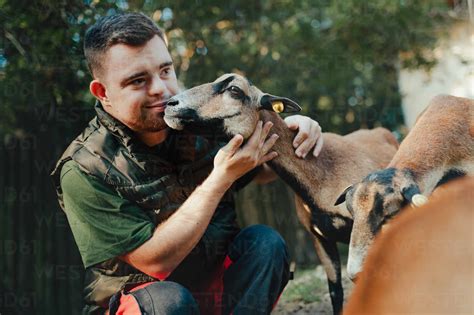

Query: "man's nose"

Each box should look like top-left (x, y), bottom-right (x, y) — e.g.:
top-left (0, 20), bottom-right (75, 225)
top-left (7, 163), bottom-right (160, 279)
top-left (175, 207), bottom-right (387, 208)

top-left (148, 76), bottom-right (167, 96)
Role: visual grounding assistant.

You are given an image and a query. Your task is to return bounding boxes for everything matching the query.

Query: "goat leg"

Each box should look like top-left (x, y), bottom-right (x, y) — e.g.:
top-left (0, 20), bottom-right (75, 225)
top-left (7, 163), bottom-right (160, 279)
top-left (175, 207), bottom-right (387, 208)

top-left (312, 235), bottom-right (343, 315)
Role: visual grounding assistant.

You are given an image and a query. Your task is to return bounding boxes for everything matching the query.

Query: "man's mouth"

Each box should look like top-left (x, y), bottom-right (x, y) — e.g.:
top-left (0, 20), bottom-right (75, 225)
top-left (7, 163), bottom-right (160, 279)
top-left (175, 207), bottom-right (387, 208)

top-left (146, 100), bottom-right (169, 112)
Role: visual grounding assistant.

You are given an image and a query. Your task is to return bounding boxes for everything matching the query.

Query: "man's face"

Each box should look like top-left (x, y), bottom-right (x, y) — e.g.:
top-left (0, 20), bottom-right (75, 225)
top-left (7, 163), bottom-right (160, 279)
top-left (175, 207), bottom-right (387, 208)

top-left (96, 35), bottom-right (179, 133)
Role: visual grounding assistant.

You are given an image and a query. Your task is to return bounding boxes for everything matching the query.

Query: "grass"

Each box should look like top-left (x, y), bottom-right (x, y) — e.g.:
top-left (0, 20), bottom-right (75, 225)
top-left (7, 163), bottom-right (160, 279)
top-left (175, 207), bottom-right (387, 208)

top-left (279, 267), bottom-right (327, 304)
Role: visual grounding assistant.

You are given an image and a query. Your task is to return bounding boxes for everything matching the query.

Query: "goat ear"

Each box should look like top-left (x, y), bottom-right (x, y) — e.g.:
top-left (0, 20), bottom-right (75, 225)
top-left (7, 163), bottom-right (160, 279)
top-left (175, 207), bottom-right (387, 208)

top-left (260, 94), bottom-right (302, 113)
top-left (334, 185), bottom-right (352, 206)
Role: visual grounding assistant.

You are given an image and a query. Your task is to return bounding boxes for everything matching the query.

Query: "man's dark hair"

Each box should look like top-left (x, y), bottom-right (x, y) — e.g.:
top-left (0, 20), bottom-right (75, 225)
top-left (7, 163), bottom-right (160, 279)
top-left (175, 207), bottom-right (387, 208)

top-left (84, 12), bottom-right (165, 78)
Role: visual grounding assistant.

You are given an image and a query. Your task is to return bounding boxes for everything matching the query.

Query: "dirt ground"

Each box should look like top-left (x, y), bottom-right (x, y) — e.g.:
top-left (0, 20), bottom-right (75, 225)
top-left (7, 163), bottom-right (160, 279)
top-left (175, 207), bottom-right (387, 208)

top-left (272, 265), bottom-right (354, 315)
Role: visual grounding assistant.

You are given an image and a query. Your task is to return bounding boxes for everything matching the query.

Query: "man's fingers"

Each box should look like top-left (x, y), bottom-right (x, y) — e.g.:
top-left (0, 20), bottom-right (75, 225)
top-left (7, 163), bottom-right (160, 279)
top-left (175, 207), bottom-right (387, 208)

top-left (313, 134), bottom-right (324, 157)
top-left (293, 126), bottom-right (310, 149)
top-left (261, 134), bottom-right (279, 155)
top-left (286, 122), bottom-right (299, 130)
top-left (284, 116), bottom-right (300, 131)
top-left (222, 134), bottom-right (244, 156)
top-left (258, 151), bottom-right (278, 165)
top-left (247, 121), bottom-right (263, 146)
top-left (259, 122), bottom-right (274, 148)
top-left (284, 115), bottom-right (324, 158)
top-left (295, 123), bottom-right (317, 158)
top-left (295, 140), bottom-right (311, 158)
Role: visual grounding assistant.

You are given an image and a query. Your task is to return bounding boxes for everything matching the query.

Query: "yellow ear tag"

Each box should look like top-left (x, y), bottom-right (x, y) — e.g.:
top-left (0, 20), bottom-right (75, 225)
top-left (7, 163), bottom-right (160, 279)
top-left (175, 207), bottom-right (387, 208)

top-left (272, 101), bottom-right (284, 113)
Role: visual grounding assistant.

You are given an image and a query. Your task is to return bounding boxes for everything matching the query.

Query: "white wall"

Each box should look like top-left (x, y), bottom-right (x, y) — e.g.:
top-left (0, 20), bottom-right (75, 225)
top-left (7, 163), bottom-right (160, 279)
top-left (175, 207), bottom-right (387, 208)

top-left (399, 21), bottom-right (474, 128)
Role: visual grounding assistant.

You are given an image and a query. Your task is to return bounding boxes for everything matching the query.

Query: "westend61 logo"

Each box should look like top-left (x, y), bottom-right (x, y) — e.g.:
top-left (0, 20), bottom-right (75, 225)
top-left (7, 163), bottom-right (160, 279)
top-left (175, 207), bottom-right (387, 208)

top-left (0, 291), bottom-right (37, 310)
top-left (0, 240), bottom-right (39, 256)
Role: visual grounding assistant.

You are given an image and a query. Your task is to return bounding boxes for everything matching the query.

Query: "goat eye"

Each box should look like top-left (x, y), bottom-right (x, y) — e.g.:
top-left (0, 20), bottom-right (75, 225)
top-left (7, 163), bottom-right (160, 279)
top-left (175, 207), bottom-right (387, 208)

top-left (228, 86), bottom-right (242, 95)
top-left (226, 85), bottom-right (250, 102)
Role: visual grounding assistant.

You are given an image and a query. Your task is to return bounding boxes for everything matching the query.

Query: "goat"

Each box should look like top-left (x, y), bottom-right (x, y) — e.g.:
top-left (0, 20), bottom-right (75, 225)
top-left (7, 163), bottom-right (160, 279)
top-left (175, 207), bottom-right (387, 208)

top-left (344, 177), bottom-right (474, 314)
top-left (335, 94), bottom-right (474, 280)
top-left (164, 73), bottom-right (398, 314)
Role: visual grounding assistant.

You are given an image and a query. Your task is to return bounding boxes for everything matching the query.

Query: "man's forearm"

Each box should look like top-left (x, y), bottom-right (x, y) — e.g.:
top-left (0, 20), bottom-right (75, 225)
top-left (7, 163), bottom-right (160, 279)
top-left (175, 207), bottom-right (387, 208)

top-left (121, 125), bottom-right (278, 279)
top-left (121, 170), bottom-right (233, 278)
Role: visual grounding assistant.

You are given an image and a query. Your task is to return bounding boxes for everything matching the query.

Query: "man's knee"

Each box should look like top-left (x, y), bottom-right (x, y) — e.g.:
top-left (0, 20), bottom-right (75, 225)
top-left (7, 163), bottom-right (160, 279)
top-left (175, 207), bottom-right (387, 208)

top-left (131, 281), bottom-right (199, 315)
top-left (235, 224), bottom-right (289, 261)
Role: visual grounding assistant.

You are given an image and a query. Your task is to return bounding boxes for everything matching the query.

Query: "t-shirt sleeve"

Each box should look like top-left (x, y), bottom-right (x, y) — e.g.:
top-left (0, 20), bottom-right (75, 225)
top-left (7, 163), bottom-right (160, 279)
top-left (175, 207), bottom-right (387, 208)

top-left (60, 160), bottom-right (155, 268)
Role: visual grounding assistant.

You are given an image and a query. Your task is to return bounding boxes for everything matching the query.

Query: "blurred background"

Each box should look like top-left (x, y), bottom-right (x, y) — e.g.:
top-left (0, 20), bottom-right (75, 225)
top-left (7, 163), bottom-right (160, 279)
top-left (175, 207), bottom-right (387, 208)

top-left (0, 0), bottom-right (472, 314)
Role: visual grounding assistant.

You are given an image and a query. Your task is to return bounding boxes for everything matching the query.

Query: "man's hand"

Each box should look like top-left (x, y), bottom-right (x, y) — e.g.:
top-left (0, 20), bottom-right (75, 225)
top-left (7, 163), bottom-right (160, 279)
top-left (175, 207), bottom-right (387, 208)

top-left (121, 122), bottom-right (278, 278)
top-left (212, 121), bottom-right (278, 186)
top-left (284, 115), bottom-right (323, 158)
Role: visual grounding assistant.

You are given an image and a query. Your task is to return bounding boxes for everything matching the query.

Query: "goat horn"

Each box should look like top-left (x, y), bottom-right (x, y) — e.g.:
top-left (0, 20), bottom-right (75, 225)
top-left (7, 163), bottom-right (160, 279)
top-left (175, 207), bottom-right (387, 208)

top-left (411, 194), bottom-right (428, 207)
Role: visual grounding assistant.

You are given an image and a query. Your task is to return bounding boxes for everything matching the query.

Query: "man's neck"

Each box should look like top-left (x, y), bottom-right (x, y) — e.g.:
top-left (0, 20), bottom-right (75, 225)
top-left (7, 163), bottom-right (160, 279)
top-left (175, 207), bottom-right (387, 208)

top-left (136, 128), bottom-right (169, 147)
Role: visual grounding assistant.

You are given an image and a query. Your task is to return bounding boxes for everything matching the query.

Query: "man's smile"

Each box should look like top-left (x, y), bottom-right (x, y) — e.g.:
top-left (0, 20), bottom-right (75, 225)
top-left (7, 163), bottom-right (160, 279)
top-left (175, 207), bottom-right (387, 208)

top-left (145, 100), bottom-right (169, 113)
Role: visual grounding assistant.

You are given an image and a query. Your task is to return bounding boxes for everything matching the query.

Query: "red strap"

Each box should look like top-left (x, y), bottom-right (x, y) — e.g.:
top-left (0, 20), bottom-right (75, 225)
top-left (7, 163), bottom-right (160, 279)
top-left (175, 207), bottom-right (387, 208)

top-left (115, 282), bottom-right (155, 315)
top-left (112, 256), bottom-right (235, 315)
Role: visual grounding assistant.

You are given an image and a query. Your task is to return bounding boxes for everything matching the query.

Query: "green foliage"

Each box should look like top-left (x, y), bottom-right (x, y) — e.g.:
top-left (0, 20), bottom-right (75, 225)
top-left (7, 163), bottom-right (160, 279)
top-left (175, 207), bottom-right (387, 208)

top-left (0, 0), bottom-right (451, 137)
top-left (153, 0), bottom-right (450, 134)
top-left (1, 1), bottom-right (86, 134)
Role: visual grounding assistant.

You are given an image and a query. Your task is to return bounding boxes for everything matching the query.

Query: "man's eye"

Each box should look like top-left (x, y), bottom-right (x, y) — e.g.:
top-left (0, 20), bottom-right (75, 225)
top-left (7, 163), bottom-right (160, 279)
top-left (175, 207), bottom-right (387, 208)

top-left (131, 78), bottom-right (146, 86)
top-left (161, 67), bottom-right (175, 78)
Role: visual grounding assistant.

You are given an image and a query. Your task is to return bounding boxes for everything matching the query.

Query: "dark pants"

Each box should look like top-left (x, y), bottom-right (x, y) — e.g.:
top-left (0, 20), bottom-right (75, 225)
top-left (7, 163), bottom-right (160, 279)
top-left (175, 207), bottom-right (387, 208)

top-left (111, 225), bottom-right (290, 315)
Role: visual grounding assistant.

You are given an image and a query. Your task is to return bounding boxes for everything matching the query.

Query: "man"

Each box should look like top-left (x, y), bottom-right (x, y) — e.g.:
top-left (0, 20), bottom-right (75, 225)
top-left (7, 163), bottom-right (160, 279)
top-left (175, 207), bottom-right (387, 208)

top-left (51, 12), bottom-right (323, 315)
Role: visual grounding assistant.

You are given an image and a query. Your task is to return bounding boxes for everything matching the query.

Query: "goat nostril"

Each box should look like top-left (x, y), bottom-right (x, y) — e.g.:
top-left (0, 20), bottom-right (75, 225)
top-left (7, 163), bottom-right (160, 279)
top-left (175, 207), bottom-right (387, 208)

top-left (167, 99), bottom-right (179, 107)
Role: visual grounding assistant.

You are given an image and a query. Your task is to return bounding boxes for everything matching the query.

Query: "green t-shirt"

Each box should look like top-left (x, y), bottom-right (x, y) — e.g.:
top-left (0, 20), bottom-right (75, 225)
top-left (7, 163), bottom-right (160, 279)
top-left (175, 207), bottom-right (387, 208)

top-left (60, 160), bottom-right (155, 268)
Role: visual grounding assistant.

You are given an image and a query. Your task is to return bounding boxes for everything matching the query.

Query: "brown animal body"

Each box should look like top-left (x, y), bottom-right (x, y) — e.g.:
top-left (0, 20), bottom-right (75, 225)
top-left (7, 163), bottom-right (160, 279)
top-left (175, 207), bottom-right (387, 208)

top-left (336, 95), bottom-right (474, 280)
top-left (344, 177), bottom-right (474, 314)
top-left (164, 73), bottom-right (398, 314)
top-left (389, 95), bottom-right (473, 188)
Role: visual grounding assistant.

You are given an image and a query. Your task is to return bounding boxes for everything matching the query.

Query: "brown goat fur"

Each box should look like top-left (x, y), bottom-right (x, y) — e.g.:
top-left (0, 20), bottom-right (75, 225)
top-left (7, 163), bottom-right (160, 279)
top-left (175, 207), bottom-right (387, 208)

top-left (344, 177), bottom-right (474, 315)
top-left (260, 111), bottom-right (397, 218)
top-left (164, 73), bottom-right (399, 314)
top-left (390, 95), bottom-right (473, 181)
top-left (336, 94), bottom-right (474, 280)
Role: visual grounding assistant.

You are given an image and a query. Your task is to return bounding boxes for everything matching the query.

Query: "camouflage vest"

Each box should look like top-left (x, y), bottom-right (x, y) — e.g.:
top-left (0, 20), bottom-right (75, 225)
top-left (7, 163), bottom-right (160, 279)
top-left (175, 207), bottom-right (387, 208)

top-left (51, 103), bottom-right (242, 314)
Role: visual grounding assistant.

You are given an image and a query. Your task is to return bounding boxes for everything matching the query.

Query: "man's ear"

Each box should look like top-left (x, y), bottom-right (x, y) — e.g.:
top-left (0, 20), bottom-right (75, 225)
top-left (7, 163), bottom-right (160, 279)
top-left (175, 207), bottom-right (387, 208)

top-left (90, 80), bottom-right (110, 106)
top-left (259, 94), bottom-right (301, 113)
